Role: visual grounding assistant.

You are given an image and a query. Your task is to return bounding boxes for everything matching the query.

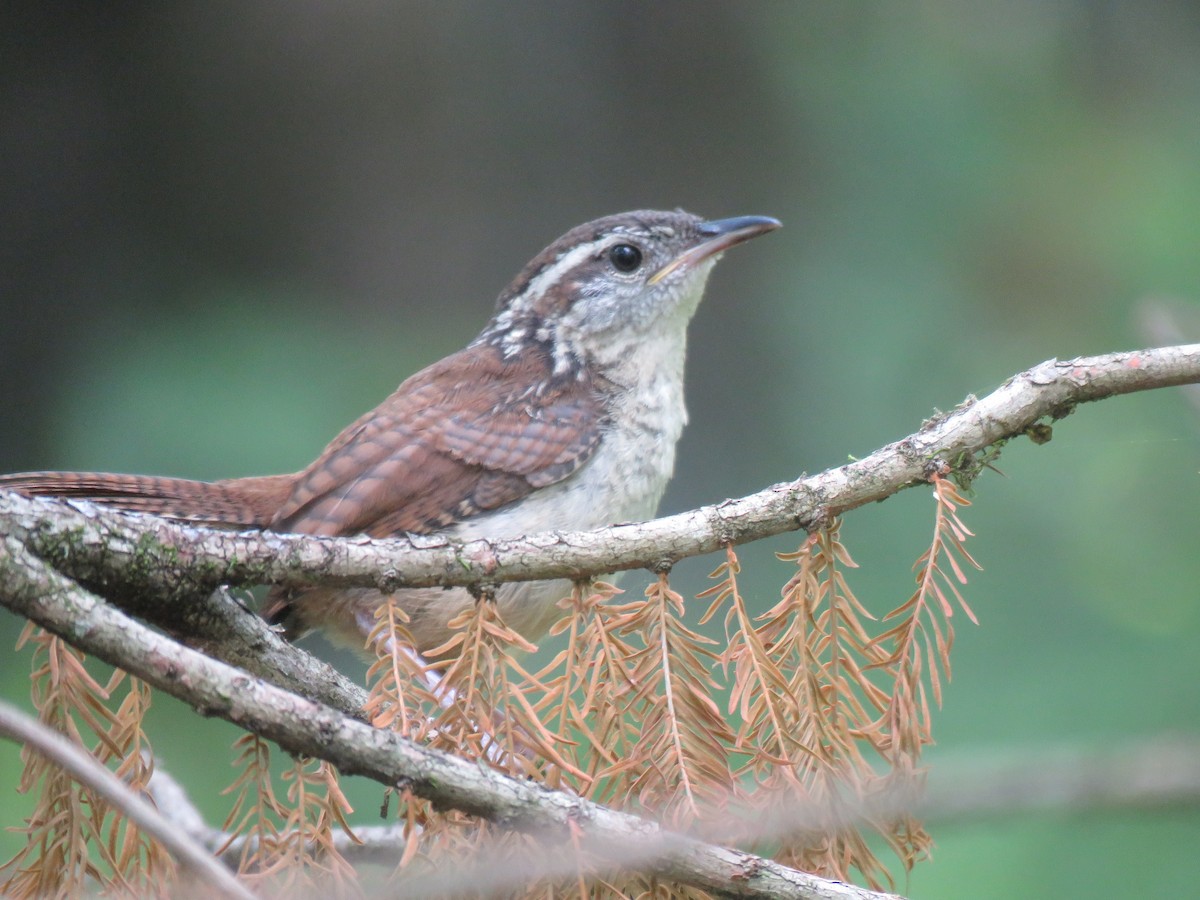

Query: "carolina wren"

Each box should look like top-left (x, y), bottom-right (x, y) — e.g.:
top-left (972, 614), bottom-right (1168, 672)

top-left (1, 210), bottom-right (780, 655)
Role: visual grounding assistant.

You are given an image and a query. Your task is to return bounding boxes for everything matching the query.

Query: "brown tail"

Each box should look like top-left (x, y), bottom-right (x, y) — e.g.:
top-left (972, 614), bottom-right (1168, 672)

top-left (0, 470), bottom-right (295, 528)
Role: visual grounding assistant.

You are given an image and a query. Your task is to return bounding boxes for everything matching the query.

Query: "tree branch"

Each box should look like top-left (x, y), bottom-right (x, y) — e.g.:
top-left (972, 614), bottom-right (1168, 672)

top-left (921, 736), bottom-right (1200, 823)
top-left (2, 345), bottom-right (1196, 599)
top-left (0, 700), bottom-right (255, 900)
top-left (143, 735), bottom-right (1200, 875)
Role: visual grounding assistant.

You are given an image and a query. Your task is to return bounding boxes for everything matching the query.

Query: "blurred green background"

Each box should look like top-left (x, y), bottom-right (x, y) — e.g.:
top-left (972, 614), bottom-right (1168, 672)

top-left (2, 3), bottom-right (1199, 896)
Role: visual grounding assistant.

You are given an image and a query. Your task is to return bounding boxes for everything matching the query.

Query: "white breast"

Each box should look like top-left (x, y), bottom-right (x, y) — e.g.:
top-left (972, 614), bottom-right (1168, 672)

top-left (454, 326), bottom-right (688, 542)
top-left (445, 325), bottom-right (691, 640)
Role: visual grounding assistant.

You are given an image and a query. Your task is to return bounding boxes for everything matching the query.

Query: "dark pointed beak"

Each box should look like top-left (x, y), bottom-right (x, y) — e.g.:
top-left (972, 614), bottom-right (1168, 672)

top-left (649, 215), bottom-right (782, 284)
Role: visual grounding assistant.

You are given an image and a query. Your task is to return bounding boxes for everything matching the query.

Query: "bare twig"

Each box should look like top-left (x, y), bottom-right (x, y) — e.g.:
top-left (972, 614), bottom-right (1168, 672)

top-left (144, 733), bottom-right (1200, 878)
top-left (185, 586), bottom-right (371, 717)
top-left (1135, 300), bottom-right (1200, 425)
top-left (921, 736), bottom-right (1200, 822)
top-left (0, 700), bottom-right (255, 900)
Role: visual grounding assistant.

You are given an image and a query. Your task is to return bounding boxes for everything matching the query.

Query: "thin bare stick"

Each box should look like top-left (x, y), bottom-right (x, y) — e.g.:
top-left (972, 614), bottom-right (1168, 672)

top-left (146, 733), bottom-right (1200, 879)
top-left (0, 700), bottom-right (255, 900)
top-left (921, 736), bottom-right (1200, 822)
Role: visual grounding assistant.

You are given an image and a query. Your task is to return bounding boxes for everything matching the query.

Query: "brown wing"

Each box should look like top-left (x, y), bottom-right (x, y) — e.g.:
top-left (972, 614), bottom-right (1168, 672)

top-left (270, 343), bottom-right (605, 538)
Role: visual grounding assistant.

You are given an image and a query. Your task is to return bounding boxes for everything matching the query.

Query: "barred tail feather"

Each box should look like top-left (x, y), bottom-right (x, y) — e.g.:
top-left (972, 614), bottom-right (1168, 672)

top-left (0, 470), bottom-right (293, 528)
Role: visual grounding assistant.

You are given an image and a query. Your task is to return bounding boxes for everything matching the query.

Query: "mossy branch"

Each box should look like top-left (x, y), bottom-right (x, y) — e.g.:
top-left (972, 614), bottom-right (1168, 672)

top-left (2, 345), bottom-right (1197, 601)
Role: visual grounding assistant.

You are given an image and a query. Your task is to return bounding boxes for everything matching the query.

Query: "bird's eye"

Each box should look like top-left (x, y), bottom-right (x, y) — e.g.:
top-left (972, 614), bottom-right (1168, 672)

top-left (607, 243), bottom-right (643, 272)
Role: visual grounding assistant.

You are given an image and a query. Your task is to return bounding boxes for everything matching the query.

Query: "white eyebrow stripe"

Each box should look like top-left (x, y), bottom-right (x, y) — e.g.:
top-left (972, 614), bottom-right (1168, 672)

top-left (512, 238), bottom-right (609, 312)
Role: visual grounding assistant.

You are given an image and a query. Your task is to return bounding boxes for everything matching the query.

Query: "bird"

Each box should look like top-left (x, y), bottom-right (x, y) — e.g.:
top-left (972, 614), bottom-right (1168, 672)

top-left (0, 210), bottom-right (780, 658)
